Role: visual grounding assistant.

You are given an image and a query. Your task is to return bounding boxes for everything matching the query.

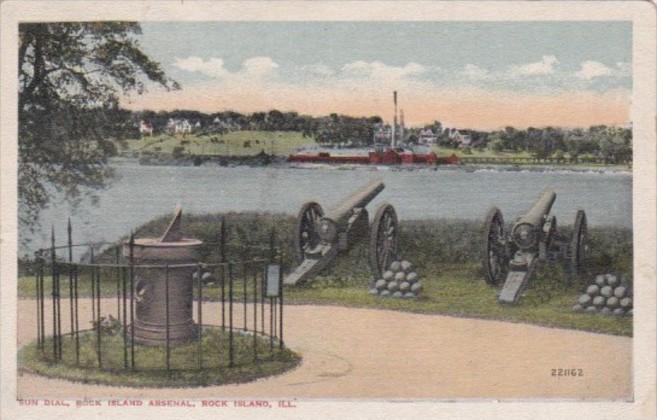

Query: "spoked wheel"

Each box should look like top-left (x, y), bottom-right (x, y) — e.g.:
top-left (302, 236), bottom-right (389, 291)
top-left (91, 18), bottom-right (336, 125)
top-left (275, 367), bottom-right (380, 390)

top-left (569, 210), bottom-right (588, 275)
top-left (483, 207), bottom-right (509, 286)
top-left (294, 202), bottom-right (324, 263)
top-left (369, 203), bottom-right (399, 279)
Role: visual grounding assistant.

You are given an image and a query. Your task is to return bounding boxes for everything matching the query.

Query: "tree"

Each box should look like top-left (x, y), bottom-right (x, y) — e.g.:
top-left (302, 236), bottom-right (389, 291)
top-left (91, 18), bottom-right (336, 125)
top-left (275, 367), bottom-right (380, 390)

top-left (19, 22), bottom-right (177, 230)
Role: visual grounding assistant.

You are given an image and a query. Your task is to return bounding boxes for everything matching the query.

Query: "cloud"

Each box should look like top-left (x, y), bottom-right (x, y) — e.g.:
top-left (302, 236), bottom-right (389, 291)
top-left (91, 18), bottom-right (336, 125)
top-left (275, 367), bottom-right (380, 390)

top-left (575, 61), bottom-right (613, 80)
top-left (173, 56), bottom-right (279, 80)
top-left (340, 60), bottom-right (427, 80)
top-left (462, 64), bottom-right (488, 80)
top-left (509, 55), bottom-right (559, 76)
top-left (242, 56), bottom-right (279, 76)
top-left (173, 56), bottom-right (228, 78)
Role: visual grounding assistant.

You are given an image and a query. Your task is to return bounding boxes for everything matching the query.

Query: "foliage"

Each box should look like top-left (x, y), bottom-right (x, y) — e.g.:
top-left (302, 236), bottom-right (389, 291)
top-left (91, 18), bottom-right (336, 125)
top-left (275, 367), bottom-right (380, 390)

top-left (486, 125), bottom-right (632, 163)
top-left (18, 22), bottom-right (177, 231)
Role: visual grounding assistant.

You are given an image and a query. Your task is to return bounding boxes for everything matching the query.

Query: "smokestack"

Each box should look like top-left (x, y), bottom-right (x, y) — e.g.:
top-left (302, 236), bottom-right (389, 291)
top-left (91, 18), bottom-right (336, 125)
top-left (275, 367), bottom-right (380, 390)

top-left (392, 91), bottom-right (398, 148)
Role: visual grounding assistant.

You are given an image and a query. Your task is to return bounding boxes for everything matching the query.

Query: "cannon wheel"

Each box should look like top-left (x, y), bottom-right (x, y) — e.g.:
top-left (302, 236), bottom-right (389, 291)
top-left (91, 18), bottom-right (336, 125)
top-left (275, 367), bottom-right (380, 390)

top-left (369, 203), bottom-right (399, 279)
top-left (483, 207), bottom-right (508, 286)
top-left (569, 210), bottom-right (588, 275)
top-left (294, 202), bottom-right (324, 263)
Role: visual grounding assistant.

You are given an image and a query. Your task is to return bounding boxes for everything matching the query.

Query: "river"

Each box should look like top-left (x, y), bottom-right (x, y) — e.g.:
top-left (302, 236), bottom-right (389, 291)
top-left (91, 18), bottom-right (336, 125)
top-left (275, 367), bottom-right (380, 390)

top-left (21, 160), bottom-right (632, 254)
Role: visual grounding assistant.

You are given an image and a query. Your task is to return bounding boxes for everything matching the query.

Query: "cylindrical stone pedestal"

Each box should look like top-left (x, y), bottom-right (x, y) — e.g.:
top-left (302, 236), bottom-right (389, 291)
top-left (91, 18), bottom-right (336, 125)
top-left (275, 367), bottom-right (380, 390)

top-left (123, 238), bottom-right (203, 346)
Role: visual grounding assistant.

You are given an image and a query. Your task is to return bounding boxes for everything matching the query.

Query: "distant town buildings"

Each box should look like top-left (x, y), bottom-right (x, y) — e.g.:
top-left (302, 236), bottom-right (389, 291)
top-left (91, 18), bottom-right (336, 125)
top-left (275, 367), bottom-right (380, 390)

top-left (447, 128), bottom-right (472, 148)
top-left (139, 120), bottom-right (154, 137)
top-left (418, 128), bottom-right (437, 145)
top-left (166, 118), bottom-right (193, 136)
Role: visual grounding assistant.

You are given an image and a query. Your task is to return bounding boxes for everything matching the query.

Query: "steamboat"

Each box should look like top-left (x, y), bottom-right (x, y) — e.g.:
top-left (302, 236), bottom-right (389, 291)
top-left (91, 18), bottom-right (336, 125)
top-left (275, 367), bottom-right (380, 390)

top-left (288, 91), bottom-right (459, 166)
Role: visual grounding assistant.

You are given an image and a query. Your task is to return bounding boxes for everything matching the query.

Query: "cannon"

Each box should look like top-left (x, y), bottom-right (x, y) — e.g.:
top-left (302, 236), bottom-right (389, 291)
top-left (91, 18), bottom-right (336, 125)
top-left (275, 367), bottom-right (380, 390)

top-left (482, 189), bottom-right (589, 304)
top-left (284, 180), bottom-right (399, 285)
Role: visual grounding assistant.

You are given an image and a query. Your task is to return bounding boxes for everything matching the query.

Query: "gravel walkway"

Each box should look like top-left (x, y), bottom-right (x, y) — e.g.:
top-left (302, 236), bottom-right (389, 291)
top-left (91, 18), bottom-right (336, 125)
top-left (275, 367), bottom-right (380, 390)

top-left (17, 299), bottom-right (631, 400)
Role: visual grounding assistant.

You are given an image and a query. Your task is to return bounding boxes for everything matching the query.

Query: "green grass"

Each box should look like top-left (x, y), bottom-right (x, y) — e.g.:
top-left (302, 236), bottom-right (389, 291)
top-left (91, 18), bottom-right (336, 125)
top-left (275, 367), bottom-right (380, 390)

top-left (120, 131), bottom-right (315, 157)
top-left (431, 146), bottom-right (631, 169)
top-left (282, 264), bottom-right (632, 337)
top-left (18, 327), bottom-right (300, 388)
top-left (431, 145), bottom-right (533, 159)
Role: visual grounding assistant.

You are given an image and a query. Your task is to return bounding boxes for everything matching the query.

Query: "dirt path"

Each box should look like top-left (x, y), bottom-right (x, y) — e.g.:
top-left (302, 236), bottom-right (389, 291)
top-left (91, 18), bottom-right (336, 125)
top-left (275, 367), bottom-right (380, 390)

top-left (17, 299), bottom-right (631, 399)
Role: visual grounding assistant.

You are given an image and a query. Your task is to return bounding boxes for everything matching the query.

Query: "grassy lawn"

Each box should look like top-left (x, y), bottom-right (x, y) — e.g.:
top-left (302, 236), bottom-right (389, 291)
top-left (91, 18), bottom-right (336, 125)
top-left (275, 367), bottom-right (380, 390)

top-left (119, 131), bottom-right (316, 157)
top-left (431, 145), bottom-right (533, 159)
top-left (282, 264), bottom-right (632, 337)
top-left (18, 327), bottom-right (300, 388)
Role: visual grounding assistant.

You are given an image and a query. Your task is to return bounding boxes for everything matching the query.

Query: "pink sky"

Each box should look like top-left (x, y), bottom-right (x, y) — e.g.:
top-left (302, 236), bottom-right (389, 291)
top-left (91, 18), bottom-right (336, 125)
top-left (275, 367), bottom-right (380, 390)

top-left (123, 83), bottom-right (630, 130)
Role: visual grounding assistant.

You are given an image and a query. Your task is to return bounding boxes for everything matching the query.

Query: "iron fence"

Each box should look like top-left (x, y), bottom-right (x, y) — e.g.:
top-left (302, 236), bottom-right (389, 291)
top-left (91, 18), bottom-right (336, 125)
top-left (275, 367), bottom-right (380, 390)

top-left (31, 217), bottom-right (285, 372)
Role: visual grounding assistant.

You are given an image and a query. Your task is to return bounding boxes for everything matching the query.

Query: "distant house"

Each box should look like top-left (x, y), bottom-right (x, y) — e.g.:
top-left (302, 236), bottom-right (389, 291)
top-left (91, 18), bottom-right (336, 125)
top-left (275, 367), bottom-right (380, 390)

top-left (448, 129), bottom-right (472, 148)
top-left (212, 117), bottom-right (233, 132)
top-left (139, 120), bottom-right (154, 137)
top-left (418, 128), bottom-right (437, 145)
top-left (166, 118), bottom-right (192, 136)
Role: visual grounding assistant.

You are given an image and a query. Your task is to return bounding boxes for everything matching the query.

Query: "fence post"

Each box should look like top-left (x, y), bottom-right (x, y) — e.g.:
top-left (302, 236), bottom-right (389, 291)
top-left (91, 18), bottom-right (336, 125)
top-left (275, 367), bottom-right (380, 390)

top-left (96, 266), bottom-right (102, 368)
top-left (68, 218), bottom-right (74, 344)
top-left (35, 254), bottom-right (42, 349)
top-left (165, 265), bottom-right (170, 373)
top-left (279, 251), bottom-right (284, 350)
top-left (253, 268), bottom-right (258, 362)
top-left (39, 255), bottom-right (45, 352)
top-left (269, 295), bottom-right (274, 354)
top-left (260, 269), bottom-right (265, 335)
top-left (115, 246), bottom-right (121, 324)
top-left (122, 265), bottom-right (128, 370)
top-left (129, 232), bottom-right (135, 370)
top-left (50, 226), bottom-right (58, 361)
top-left (197, 263), bottom-right (203, 370)
top-left (91, 247), bottom-right (96, 337)
top-left (74, 265), bottom-right (79, 365)
top-left (228, 263), bottom-right (234, 368)
top-left (220, 218), bottom-right (226, 331)
top-left (243, 261), bottom-right (247, 331)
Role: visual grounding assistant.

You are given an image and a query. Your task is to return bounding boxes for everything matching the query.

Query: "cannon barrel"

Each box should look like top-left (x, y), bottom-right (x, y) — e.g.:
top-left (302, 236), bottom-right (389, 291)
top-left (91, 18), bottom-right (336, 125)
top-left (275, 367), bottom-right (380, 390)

top-left (516, 189), bottom-right (556, 228)
top-left (326, 180), bottom-right (385, 224)
top-left (511, 189), bottom-right (556, 250)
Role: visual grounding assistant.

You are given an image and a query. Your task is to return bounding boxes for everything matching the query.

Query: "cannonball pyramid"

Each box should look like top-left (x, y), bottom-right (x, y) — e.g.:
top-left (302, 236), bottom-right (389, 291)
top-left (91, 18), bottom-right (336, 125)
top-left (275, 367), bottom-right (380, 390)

top-left (573, 273), bottom-right (633, 316)
top-left (369, 259), bottom-right (422, 298)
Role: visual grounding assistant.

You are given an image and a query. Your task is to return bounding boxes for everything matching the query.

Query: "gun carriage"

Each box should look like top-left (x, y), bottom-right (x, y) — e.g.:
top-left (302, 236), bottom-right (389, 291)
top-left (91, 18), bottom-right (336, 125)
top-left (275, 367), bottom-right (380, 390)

top-left (284, 180), bottom-right (398, 285)
top-left (483, 189), bottom-right (589, 304)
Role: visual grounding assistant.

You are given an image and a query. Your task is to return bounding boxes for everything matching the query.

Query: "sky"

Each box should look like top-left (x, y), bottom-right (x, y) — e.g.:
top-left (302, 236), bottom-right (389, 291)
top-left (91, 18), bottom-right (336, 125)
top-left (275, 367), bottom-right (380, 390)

top-left (122, 22), bottom-right (632, 130)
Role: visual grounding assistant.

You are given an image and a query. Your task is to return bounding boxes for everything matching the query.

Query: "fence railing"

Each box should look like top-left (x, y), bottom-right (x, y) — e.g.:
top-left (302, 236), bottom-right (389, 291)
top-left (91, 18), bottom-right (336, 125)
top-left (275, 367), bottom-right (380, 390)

top-left (31, 218), bottom-right (285, 373)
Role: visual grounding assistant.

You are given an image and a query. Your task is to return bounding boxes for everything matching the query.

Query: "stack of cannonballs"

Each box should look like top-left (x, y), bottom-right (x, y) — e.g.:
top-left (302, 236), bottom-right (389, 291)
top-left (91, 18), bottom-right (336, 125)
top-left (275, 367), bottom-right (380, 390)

top-left (369, 259), bottom-right (422, 299)
top-left (573, 273), bottom-right (633, 316)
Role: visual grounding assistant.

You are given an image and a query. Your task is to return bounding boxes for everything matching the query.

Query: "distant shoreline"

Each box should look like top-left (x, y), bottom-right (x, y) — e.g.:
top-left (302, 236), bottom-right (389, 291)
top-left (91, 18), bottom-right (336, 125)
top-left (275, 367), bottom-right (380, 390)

top-left (111, 155), bottom-right (632, 174)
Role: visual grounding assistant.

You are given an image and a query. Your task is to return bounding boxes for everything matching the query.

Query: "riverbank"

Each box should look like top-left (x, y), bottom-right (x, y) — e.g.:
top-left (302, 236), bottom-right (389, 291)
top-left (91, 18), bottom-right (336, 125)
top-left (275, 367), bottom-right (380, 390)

top-left (113, 155), bottom-right (632, 174)
top-left (115, 131), bottom-right (631, 171)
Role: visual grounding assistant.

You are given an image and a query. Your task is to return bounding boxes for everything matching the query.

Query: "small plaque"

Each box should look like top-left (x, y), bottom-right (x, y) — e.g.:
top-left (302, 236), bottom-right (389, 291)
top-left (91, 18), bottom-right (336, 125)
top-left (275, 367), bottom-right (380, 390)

top-left (266, 264), bottom-right (281, 297)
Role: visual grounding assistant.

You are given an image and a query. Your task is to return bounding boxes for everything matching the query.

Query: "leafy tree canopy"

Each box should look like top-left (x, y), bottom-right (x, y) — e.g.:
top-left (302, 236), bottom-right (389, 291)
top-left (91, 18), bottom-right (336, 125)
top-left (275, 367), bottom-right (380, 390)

top-left (19, 22), bottom-right (178, 231)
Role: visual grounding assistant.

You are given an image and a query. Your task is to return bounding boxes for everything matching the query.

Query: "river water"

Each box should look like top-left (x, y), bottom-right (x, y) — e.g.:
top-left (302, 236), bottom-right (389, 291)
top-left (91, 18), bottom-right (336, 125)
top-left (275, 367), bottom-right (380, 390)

top-left (22, 160), bottom-right (632, 254)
